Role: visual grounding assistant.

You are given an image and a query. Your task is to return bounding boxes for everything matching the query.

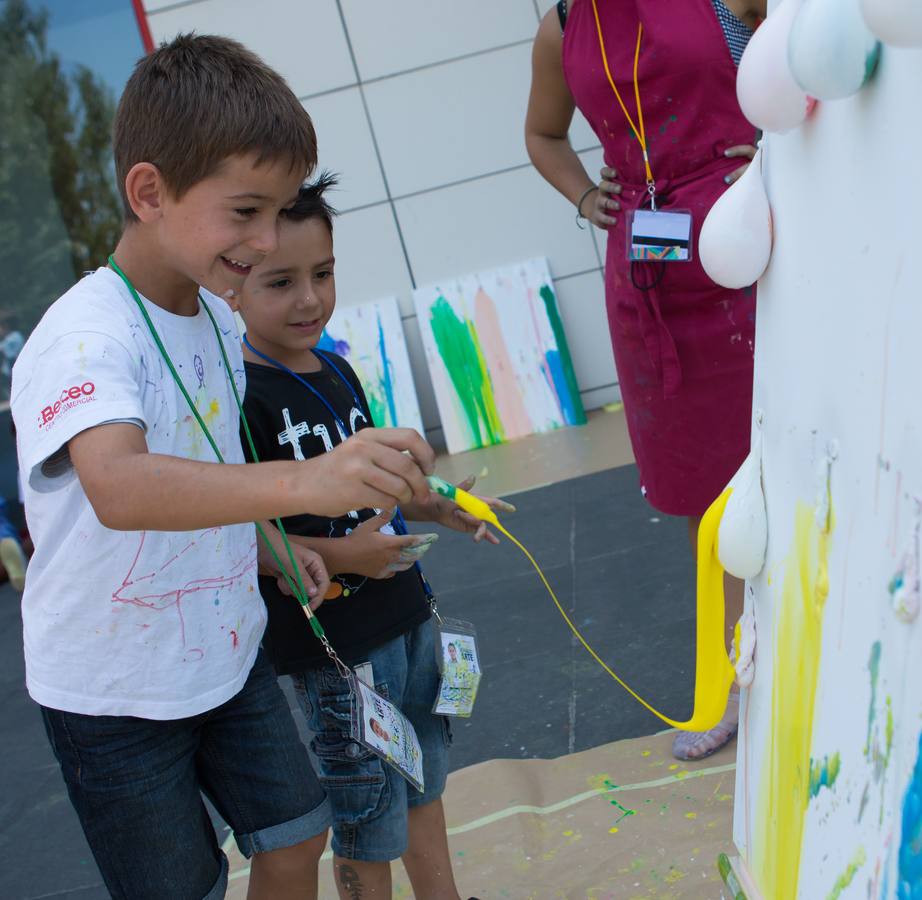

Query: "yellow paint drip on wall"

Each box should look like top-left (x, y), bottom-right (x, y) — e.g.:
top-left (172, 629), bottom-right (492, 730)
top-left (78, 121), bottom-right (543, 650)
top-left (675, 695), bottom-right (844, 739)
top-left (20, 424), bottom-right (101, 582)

top-left (753, 501), bottom-right (833, 899)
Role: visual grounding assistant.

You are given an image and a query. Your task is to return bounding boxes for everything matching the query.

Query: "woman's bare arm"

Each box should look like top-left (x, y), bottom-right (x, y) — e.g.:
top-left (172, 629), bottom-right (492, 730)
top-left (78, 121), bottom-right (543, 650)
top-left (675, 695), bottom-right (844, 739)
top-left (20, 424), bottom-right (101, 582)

top-left (525, 8), bottom-right (596, 208)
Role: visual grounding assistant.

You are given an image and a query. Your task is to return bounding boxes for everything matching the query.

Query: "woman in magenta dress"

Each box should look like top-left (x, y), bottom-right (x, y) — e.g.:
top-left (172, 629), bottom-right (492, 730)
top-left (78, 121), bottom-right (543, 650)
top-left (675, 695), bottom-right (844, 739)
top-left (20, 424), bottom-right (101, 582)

top-left (526, 0), bottom-right (766, 759)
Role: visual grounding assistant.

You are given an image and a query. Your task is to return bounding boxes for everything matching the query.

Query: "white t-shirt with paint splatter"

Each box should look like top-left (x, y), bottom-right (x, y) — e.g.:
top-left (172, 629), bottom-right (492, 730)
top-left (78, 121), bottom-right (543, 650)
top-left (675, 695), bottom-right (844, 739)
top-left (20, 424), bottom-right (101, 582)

top-left (11, 267), bottom-right (265, 719)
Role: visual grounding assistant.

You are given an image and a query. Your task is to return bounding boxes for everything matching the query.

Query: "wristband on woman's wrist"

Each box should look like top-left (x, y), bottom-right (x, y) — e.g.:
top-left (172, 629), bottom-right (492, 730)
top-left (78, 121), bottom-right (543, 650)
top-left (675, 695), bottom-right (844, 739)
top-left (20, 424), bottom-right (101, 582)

top-left (575, 185), bottom-right (598, 229)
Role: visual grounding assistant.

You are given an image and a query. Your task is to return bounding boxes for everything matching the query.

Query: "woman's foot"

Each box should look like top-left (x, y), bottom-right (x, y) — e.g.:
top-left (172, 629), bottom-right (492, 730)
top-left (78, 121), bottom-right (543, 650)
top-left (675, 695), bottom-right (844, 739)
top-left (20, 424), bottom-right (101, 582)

top-left (672, 685), bottom-right (740, 761)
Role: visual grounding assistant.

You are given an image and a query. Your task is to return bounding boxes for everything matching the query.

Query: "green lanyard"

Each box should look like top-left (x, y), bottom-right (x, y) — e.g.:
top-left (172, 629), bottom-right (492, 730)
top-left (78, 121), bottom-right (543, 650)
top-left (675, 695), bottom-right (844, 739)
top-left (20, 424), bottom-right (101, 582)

top-left (107, 255), bottom-right (348, 671)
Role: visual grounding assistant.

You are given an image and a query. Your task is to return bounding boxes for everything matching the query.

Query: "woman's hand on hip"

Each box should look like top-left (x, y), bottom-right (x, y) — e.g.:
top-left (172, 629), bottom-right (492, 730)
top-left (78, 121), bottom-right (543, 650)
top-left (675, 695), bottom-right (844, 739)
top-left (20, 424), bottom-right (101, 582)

top-left (723, 145), bottom-right (758, 185)
top-left (580, 167), bottom-right (622, 228)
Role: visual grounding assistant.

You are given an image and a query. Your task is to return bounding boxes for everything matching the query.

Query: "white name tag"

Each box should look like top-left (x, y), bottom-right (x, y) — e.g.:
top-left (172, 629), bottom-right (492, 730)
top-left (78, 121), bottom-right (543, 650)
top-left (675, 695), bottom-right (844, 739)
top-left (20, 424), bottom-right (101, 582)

top-left (629, 209), bottom-right (693, 262)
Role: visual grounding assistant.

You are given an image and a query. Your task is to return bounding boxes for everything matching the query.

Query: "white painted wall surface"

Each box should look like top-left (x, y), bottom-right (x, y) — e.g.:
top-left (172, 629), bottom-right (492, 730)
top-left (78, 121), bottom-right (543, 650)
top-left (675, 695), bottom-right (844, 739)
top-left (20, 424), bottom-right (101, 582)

top-left (732, 42), bottom-right (922, 899)
top-left (144, 0), bottom-right (618, 447)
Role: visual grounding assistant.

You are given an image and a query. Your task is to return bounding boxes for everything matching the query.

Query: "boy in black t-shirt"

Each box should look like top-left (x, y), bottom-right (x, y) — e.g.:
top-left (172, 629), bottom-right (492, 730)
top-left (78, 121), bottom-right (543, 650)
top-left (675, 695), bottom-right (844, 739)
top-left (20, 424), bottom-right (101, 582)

top-left (237, 174), bottom-right (504, 900)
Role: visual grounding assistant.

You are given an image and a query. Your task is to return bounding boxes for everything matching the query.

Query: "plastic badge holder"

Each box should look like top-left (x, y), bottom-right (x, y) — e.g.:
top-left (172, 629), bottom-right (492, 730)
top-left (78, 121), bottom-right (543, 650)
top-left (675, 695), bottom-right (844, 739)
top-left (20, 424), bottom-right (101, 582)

top-left (432, 617), bottom-right (482, 718)
top-left (350, 674), bottom-right (425, 792)
top-left (627, 208), bottom-right (694, 262)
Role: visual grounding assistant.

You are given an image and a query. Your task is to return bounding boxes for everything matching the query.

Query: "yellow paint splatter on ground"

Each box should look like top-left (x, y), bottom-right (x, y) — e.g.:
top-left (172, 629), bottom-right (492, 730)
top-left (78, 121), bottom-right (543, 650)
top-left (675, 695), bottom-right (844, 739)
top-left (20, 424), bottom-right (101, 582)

top-left (753, 500), bottom-right (833, 899)
top-left (609, 827), bottom-right (619, 834)
top-left (668, 763), bottom-right (680, 771)
top-left (641, 750), bottom-right (652, 757)
top-left (685, 812), bottom-right (698, 819)
top-left (664, 868), bottom-right (687, 884)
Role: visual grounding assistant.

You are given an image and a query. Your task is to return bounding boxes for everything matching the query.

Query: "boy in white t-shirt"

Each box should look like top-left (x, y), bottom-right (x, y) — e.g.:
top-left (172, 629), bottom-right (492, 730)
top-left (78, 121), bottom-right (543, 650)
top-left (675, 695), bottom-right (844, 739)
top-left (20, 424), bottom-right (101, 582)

top-left (10, 35), bottom-right (434, 900)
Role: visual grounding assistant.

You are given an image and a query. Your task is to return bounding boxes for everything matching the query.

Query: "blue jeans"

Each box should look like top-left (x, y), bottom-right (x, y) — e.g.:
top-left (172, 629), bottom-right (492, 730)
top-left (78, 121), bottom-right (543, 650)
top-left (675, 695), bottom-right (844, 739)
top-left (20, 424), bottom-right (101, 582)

top-left (292, 618), bottom-right (451, 861)
top-left (42, 650), bottom-right (331, 900)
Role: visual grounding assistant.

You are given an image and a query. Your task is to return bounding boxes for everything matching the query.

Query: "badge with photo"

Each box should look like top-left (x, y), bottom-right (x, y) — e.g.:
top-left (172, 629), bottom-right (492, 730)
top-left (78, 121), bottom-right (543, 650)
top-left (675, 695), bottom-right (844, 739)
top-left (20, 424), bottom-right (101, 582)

top-left (351, 675), bottom-right (425, 791)
top-left (432, 617), bottom-right (482, 718)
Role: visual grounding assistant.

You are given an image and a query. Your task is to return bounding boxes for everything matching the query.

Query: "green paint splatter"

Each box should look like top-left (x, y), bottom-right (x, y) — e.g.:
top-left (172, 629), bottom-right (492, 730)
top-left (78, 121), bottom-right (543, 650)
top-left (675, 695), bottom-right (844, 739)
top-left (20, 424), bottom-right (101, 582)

top-left (539, 284), bottom-right (586, 425)
top-left (808, 753), bottom-right (841, 798)
top-left (886, 697), bottom-right (895, 757)
top-left (865, 641), bottom-right (881, 755)
top-left (366, 392), bottom-right (387, 432)
top-left (864, 44), bottom-right (881, 84)
top-left (429, 296), bottom-right (504, 448)
top-left (825, 847), bottom-right (866, 899)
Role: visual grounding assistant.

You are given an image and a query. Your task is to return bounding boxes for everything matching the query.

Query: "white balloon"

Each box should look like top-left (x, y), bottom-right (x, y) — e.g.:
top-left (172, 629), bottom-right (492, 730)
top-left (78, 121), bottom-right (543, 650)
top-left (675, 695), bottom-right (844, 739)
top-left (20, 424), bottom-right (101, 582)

top-left (861, 0), bottom-right (922, 47)
top-left (699, 148), bottom-right (773, 290)
top-left (789, 0), bottom-right (881, 100)
top-left (718, 432), bottom-right (768, 580)
top-left (737, 0), bottom-right (816, 132)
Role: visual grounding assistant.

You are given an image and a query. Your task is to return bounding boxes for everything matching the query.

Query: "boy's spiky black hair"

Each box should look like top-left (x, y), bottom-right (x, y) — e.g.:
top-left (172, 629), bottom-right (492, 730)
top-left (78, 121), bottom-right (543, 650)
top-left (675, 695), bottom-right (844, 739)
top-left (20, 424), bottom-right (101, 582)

top-left (282, 171), bottom-right (340, 232)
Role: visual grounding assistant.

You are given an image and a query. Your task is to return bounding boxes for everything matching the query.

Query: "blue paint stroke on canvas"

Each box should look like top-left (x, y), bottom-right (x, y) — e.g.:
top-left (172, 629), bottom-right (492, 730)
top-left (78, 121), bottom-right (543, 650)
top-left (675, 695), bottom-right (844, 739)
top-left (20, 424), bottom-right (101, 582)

top-left (899, 730), bottom-right (922, 899)
top-left (317, 330), bottom-right (349, 356)
top-left (544, 349), bottom-right (578, 426)
top-left (376, 312), bottom-right (398, 429)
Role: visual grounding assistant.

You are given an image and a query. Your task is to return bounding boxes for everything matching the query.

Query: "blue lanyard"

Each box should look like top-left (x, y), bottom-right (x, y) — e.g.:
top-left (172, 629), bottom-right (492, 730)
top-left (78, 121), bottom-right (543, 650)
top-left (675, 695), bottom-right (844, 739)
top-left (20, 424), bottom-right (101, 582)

top-left (242, 334), bottom-right (435, 599)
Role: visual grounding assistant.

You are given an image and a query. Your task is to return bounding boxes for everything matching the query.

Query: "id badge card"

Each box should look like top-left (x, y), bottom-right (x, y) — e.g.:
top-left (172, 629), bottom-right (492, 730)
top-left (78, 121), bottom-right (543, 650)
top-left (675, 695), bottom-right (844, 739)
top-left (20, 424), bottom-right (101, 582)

top-left (628, 209), bottom-right (693, 262)
top-left (432, 617), bottom-right (482, 718)
top-left (351, 675), bottom-right (425, 791)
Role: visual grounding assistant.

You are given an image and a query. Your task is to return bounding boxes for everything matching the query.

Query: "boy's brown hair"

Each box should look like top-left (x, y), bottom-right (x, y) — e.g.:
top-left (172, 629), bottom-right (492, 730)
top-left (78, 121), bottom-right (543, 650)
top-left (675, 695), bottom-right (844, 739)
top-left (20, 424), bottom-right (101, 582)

top-left (114, 34), bottom-right (316, 220)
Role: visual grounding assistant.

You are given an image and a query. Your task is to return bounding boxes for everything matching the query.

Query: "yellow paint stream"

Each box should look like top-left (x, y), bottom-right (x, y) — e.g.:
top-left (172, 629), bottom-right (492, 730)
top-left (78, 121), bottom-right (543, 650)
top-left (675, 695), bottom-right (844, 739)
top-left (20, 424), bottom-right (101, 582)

top-left (752, 500), bottom-right (833, 898)
top-left (430, 477), bottom-right (736, 732)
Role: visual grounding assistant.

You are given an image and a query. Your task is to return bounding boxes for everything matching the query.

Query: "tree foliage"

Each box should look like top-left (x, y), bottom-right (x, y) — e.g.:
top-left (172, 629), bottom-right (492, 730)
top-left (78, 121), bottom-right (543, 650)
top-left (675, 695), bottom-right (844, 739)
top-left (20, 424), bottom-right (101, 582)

top-left (0, 0), bottom-right (123, 334)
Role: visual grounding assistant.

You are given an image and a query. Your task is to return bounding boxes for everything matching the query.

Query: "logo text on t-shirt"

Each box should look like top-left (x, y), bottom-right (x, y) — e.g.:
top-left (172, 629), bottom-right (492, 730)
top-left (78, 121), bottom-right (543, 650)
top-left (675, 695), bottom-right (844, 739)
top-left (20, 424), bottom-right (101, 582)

top-left (38, 382), bottom-right (96, 429)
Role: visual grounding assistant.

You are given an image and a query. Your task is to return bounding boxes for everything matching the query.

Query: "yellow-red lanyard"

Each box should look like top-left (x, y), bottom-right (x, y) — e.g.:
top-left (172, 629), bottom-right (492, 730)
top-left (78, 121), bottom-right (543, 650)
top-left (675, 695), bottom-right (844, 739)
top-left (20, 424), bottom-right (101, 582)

top-left (589, 1), bottom-right (657, 209)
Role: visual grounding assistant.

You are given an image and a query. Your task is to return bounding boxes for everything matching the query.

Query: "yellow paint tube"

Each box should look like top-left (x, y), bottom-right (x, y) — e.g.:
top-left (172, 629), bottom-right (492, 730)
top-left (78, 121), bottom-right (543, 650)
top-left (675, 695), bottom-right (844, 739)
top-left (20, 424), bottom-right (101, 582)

top-left (427, 476), bottom-right (736, 732)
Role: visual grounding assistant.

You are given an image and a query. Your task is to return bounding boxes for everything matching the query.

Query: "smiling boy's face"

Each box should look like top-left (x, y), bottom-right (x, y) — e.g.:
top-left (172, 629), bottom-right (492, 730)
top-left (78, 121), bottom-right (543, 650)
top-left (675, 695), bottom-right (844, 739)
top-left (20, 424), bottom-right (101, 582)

top-left (236, 215), bottom-right (336, 370)
top-left (156, 152), bottom-right (305, 301)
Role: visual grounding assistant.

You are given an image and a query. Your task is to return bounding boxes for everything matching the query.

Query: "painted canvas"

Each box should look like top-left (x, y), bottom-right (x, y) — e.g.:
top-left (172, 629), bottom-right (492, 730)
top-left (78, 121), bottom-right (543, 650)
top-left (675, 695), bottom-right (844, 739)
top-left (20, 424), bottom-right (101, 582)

top-left (413, 257), bottom-right (586, 455)
top-left (316, 297), bottom-right (424, 434)
top-left (726, 47), bottom-right (922, 900)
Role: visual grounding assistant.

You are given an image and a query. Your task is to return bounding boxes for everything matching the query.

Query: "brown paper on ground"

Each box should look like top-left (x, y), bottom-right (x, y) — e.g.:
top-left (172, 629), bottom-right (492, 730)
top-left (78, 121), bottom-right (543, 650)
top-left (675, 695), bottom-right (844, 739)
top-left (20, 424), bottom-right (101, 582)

top-left (227, 729), bottom-right (736, 899)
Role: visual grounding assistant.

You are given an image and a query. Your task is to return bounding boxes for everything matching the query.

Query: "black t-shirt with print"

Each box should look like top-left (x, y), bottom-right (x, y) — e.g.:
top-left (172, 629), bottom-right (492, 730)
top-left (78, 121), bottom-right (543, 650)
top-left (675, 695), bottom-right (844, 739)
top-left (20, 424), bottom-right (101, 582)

top-left (242, 353), bottom-right (429, 674)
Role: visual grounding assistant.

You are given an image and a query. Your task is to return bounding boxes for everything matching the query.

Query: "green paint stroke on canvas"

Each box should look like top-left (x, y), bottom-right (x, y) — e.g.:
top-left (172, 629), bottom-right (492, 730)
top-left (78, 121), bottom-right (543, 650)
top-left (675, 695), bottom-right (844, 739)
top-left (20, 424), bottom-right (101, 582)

top-left (808, 753), bottom-right (841, 799)
top-left (429, 296), bottom-right (504, 448)
top-left (825, 847), bottom-right (866, 900)
top-left (365, 392), bottom-right (388, 434)
top-left (539, 284), bottom-right (586, 425)
top-left (865, 641), bottom-right (881, 755)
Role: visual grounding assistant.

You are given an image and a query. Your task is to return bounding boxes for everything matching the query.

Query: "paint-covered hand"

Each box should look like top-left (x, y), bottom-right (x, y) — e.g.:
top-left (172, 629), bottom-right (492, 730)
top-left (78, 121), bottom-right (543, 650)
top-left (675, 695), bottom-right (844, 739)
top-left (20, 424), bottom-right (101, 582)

top-left (581, 167), bottom-right (621, 229)
top-left (430, 475), bottom-right (515, 545)
top-left (303, 427), bottom-right (435, 516)
top-left (723, 145), bottom-right (757, 186)
top-left (257, 522), bottom-right (330, 611)
top-left (341, 508), bottom-right (423, 579)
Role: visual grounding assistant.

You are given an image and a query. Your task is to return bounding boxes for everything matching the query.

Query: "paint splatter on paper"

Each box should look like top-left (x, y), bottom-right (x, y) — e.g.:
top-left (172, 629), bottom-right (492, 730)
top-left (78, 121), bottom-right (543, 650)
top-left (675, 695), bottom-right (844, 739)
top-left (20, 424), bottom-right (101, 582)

top-left (413, 257), bottom-right (586, 454)
top-left (317, 296), bottom-right (424, 433)
top-left (899, 731), bottom-right (922, 898)
top-left (809, 753), bottom-right (841, 799)
top-left (826, 846), bottom-right (866, 900)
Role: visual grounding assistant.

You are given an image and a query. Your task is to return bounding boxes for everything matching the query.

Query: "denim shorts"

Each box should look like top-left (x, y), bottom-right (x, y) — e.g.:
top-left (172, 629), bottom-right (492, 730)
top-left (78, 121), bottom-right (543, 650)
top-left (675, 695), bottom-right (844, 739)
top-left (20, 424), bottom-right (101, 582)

top-left (41, 650), bottom-right (331, 900)
top-left (291, 618), bottom-right (451, 861)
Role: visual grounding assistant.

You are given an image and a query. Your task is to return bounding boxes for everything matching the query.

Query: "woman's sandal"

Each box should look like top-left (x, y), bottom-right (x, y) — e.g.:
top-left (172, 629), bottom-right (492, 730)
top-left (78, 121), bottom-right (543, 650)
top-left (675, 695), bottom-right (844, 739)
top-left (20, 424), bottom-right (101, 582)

top-left (672, 685), bottom-right (740, 761)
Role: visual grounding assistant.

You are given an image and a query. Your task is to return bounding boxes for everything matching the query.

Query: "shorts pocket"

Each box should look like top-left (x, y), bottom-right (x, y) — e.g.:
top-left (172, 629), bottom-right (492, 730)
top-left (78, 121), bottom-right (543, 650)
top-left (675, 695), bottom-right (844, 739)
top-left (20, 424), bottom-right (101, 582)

top-left (308, 672), bottom-right (391, 826)
top-left (312, 734), bottom-right (390, 826)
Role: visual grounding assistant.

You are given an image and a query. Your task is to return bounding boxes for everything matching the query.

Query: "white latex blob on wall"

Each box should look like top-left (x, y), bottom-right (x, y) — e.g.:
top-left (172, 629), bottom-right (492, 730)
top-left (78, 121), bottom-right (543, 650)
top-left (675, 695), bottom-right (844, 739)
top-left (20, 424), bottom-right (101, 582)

top-left (737, 0), bottom-right (816, 132)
